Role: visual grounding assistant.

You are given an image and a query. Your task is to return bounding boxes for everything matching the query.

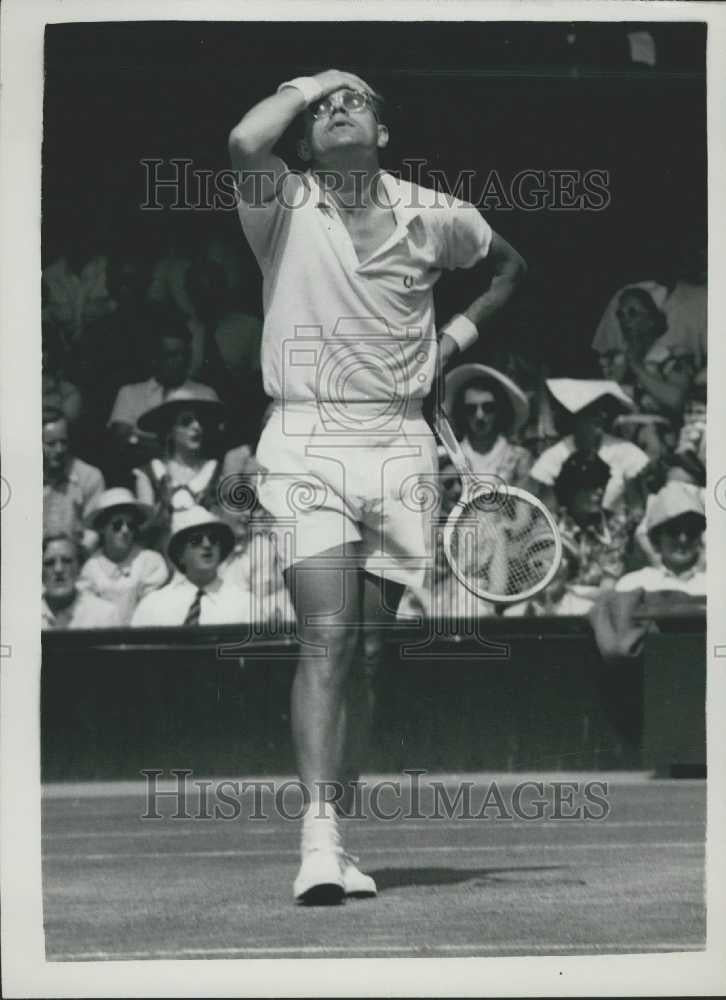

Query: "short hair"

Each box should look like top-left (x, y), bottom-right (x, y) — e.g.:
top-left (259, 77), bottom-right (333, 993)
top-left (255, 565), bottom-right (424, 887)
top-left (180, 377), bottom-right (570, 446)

top-left (42, 531), bottom-right (82, 561)
top-left (42, 407), bottom-right (67, 429)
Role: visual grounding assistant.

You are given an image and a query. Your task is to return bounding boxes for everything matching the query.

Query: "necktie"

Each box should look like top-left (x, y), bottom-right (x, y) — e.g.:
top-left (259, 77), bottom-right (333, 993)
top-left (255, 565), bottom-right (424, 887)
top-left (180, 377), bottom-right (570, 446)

top-left (183, 588), bottom-right (205, 626)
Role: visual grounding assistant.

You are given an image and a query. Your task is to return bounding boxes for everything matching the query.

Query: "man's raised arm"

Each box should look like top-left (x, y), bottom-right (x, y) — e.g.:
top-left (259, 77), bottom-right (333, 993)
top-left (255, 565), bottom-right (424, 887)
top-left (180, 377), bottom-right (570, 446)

top-left (228, 69), bottom-right (376, 203)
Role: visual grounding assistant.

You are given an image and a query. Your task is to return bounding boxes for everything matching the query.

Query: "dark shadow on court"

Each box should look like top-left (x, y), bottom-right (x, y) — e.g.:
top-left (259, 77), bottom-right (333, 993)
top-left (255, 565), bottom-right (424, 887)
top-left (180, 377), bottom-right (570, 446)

top-left (369, 865), bottom-right (586, 891)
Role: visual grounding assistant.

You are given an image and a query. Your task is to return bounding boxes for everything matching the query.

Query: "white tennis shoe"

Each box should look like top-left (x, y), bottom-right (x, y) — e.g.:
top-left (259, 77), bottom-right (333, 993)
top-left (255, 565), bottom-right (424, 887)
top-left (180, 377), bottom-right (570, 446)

top-left (294, 804), bottom-right (345, 906)
top-left (341, 852), bottom-right (377, 897)
top-left (293, 849), bottom-right (345, 905)
top-left (293, 805), bottom-right (376, 904)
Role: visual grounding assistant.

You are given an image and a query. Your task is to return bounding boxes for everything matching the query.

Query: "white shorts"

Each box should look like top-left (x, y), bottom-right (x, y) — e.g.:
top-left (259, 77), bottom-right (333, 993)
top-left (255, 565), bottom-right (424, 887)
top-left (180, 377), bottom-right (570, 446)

top-left (254, 400), bottom-right (440, 594)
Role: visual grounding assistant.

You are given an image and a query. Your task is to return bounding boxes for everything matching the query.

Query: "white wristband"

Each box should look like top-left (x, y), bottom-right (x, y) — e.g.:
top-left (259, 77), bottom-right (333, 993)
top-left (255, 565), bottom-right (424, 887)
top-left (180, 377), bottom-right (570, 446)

top-left (277, 77), bottom-right (324, 107)
top-left (440, 314), bottom-right (479, 353)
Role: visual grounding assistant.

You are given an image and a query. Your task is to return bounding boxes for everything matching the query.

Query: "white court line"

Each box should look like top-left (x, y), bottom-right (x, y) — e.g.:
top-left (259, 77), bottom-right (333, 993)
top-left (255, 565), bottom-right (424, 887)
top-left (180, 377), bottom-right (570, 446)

top-left (43, 840), bottom-right (704, 862)
top-left (47, 941), bottom-right (706, 961)
top-left (41, 772), bottom-right (685, 799)
top-left (41, 820), bottom-right (706, 841)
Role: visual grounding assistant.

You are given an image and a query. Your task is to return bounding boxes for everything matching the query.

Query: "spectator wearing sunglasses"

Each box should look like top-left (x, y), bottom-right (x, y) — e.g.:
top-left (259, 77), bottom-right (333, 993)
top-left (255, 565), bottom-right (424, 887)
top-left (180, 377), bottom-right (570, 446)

top-left (131, 506), bottom-right (255, 626)
top-left (615, 482), bottom-right (705, 596)
top-left (79, 488), bottom-right (169, 625)
top-left (133, 388), bottom-right (255, 555)
top-left (444, 363), bottom-right (533, 488)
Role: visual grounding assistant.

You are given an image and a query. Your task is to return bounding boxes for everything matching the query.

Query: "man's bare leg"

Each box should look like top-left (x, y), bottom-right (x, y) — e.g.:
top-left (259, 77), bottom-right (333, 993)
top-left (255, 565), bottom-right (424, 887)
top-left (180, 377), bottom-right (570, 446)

top-left (284, 543), bottom-right (363, 904)
top-left (335, 573), bottom-right (405, 818)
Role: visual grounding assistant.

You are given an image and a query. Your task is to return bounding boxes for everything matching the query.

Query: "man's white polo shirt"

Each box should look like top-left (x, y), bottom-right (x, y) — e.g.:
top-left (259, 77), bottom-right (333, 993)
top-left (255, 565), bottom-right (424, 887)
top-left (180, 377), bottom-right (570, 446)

top-left (236, 167), bottom-right (492, 405)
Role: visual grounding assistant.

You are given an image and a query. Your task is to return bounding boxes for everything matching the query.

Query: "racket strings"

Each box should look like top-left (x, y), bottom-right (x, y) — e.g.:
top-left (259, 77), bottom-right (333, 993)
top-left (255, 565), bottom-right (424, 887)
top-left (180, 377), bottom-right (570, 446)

top-left (446, 491), bottom-right (559, 599)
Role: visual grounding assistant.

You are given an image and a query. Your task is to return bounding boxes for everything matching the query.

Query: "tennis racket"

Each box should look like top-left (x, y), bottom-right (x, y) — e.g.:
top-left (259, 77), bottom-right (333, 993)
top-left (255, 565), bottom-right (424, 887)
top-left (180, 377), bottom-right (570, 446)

top-left (433, 403), bottom-right (563, 604)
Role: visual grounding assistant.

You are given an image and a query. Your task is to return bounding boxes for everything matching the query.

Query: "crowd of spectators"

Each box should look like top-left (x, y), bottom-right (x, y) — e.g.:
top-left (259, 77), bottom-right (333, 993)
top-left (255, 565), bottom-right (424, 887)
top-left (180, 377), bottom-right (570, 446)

top-left (41, 225), bottom-right (707, 630)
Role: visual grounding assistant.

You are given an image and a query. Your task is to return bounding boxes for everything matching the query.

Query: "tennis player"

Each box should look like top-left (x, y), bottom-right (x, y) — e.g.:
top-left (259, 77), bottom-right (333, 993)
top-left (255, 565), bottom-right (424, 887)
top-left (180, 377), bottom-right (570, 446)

top-left (229, 69), bottom-right (526, 904)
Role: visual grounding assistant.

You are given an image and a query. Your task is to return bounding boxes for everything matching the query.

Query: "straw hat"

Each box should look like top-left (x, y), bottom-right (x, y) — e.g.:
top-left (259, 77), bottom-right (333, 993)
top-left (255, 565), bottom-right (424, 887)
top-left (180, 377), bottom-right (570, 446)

top-left (444, 363), bottom-right (530, 435)
top-left (167, 505), bottom-right (235, 569)
top-left (546, 379), bottom-right (635, 415)
top-left (137, 388), bottom-right (225, 435)
top-left (646, 482), bottom-right (705, 535)
top-left (85, 487), bottom-right (152, 530)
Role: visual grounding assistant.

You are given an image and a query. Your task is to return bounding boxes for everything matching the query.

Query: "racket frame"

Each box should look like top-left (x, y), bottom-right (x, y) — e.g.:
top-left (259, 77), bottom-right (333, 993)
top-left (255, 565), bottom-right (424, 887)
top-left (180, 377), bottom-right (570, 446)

top-left (434, 403), bottom-right (563, 604)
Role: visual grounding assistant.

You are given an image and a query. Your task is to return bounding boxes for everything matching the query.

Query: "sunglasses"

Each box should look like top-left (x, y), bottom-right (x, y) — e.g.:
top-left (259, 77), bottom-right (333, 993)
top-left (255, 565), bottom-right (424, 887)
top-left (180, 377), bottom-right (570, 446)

top-left (463, 401), bottom-right (497, 416)
top-left (309, 89), bottom-right (377, 121)
top-left (186, 530), bottom-right (221, 548)
top-left (659, 519), bottom-right (704, 540)
top-left (175, 410), bottom-right (203, 428)
top-left (109, 515), bottom-right (137, 532)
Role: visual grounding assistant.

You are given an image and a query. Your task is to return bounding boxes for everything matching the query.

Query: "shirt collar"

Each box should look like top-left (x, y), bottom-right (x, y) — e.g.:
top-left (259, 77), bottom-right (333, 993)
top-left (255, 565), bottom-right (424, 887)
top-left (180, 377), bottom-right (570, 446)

top-left (44, 457), bottom-right (79, 487)
top-left (171, 572), bottom-right (223, 597)
top-left (660, 562), bottom-right (702, 583)
top-left (307, 169), bottom-right (423, 228)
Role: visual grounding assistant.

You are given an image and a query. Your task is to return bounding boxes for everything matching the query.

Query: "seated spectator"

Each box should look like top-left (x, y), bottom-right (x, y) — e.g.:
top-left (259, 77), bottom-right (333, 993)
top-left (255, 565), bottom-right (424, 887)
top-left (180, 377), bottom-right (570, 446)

top-left (133, 390), bottom-right (254, 553)
top-left (43, 409), bottom-right (105, 549)
top-left (552, 451), bottom-right (635, 609)
top-left (107, 318), bottom-right (219, 459)
top-left (503, 537), bottom-right (592, 616)
top-left (592, 246), bottom-right (706, 372)
top-left (616, 482), bottom-right (705, 597)
top-left (131, 507), bottom-right (254, 626)
top-left (444, 364), bottom-right (532, 487)
top-left (632, 454), bottom-right (705, 567)
top-left (612, 287), bottom-right (695, 418)
top-left (42, 533), bottom-right (121, 629)
top-left (42, 322), bottom-right (83, 427)
top-left (528, 379), bottom-right (648, 513)
top-left (80, 488), bottom-right (169, 625)
top-left (592, 279), bottom-right (669, 359)
top-left (219, 502), bottom-right (296, 628)
top-left (42, 237), bottom-right (115, 346)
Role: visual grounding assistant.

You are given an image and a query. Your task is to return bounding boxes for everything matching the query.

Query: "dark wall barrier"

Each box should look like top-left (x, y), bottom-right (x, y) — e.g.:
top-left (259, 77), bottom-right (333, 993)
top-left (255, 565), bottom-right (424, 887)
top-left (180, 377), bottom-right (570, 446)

top-left (41, 614), bottom-right (705, 782)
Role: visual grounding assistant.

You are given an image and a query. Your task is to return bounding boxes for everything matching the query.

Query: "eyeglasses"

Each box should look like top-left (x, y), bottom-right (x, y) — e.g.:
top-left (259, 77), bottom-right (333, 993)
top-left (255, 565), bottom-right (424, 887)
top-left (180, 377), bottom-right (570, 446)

top-left (309, 89), bottom-right (376, 121)
top-left (175, 410), bottom-right (202, 428)
top-left (186, 530), bottom-right (221, 548)
top-left (463, 401), bottom-right (497, 416)
top-left (109, 516), bottom-right (137, 532)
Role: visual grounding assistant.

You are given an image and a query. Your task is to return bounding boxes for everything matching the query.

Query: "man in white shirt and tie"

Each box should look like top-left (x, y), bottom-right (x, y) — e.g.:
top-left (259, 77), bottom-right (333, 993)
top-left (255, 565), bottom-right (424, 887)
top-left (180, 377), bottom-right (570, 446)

top-left (131, 507), bottom-right (254, 626)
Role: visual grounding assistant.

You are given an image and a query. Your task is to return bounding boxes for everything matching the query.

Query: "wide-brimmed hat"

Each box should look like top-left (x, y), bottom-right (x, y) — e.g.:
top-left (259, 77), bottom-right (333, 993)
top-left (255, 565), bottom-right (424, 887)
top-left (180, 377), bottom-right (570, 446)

top-left (167, 505), bottom-right (235, 569)
top-left (546, 379), bottom-right (635, 416)
top-left (137, 388), bottom-right (225, 435)
top-left (85, 487), bottom-right (152, 530)
top-left (646, 482), bottom-right (706, 535)
top-left (444, 364), bottom-right (530, 435)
